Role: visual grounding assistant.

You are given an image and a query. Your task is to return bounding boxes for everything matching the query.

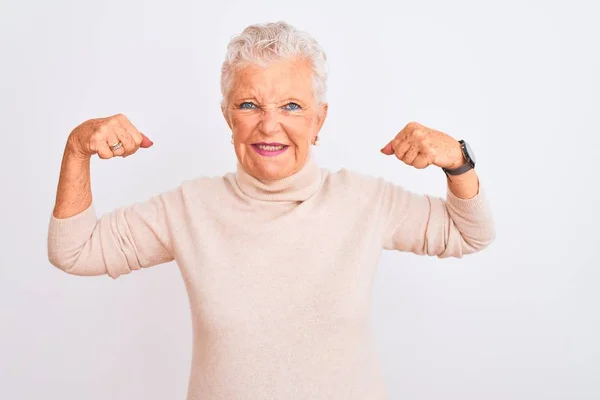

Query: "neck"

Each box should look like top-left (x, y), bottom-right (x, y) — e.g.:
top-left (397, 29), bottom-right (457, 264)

top-left (234, 157), bottom-right (323, 202)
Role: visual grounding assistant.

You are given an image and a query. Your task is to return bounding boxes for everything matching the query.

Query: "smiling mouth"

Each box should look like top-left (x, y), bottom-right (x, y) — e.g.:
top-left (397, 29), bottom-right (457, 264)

top-left (251, 143), bottom-right (290, 156)
top-left (253, 144), bottom-right (288, 151)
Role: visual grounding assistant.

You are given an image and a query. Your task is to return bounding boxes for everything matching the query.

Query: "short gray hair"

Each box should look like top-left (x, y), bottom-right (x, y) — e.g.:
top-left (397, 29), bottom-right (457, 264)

top-left (220, 21), bottom-right (328, 107)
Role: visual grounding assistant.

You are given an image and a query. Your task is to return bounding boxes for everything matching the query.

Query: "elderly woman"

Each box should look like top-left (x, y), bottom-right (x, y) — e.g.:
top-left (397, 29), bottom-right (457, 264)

top-left (48, 21), bottom-right (495, 400)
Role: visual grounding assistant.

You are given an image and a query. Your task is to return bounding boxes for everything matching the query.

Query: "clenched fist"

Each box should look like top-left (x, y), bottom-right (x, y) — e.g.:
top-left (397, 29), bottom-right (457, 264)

top-left (380, 122), bottom-right (465, 170)
top-left (67, 113), bottom-right (153, 160)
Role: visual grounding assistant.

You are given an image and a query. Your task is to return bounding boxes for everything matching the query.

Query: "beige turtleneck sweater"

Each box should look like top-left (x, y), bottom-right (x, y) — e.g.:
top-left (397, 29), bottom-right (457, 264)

top-left (47, 158), bottom-right (495, 399)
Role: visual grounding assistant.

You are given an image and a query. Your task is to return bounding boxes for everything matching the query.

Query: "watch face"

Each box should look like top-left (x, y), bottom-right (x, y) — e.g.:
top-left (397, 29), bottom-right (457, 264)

top-left (464, 142), bottom-right (476, 165)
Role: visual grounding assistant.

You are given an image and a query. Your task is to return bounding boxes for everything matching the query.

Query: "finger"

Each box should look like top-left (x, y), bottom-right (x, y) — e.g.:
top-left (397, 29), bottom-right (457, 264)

top-left (118, 115), bottom-right (153, 149)
top-left (380, 140), bottom-right (394, 155)
top-left (114, 116), bottom-right (141, 156)
top-left (393, 138), bottom-right (412, 161)
top-left (106, 130), bottom-right (125, 157)
top-left (401, 143), bottom-right (420, 165)
top-left (114, 122), bottom-right (138, 157)
top-left (381, 125), bottom-right (410, 155)
top-left (412, 153), bottom-right (433, 169)
top-left (97, 141), bottom-right (114, 159)
top-left (140, 133), bottom-right (153, 148)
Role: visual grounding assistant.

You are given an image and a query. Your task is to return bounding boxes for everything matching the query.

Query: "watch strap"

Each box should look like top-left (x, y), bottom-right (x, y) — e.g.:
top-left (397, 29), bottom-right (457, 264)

top-left (443, 140), bottom-right (474, 176)
top-left (443, 163), bottom-right (473, 175)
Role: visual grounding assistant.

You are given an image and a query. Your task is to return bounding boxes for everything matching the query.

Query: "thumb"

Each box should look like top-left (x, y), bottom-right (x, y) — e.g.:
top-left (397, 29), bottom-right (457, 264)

top-left (140, 133), bottom-right (154, 148)
top-left (380, 140), bottom-right (394, 155)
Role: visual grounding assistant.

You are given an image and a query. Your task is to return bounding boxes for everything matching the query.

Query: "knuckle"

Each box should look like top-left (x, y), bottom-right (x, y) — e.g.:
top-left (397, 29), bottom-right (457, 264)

top-left (124, 133), bottom-right (136, 145)
top-left (412, 129), bottom-right (425, 138)
top-left (406, 121), bottom-right (420, 130)
top-left (130, 134), bottom-right (141, 146)
top-left (90, 132), bottom-right (103, 145)
top-left (95, 124), bottom-right (109, 137)
top-left (123, 145), bottom-right (135, 154)
top-left (113, 113), bottom-right (127, 121)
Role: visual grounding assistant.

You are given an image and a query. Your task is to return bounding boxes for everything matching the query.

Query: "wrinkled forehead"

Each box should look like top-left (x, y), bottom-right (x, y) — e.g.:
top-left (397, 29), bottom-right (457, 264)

top-left (229, 59), bottom-right (315, 102)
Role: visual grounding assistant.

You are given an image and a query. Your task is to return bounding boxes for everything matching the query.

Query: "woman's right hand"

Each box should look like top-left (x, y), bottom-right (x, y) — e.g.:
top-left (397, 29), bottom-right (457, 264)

top-left (66, 113), bottom-right (153, 160)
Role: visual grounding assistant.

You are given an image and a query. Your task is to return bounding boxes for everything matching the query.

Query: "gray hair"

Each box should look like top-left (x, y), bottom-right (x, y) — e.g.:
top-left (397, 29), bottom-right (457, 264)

top-left (220, 21), bottom-right (328, 107)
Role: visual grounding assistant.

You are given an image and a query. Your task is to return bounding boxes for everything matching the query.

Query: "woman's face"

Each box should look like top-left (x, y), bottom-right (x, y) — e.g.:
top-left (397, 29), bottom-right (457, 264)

top-left (222, 58), bottom-right (328, 181)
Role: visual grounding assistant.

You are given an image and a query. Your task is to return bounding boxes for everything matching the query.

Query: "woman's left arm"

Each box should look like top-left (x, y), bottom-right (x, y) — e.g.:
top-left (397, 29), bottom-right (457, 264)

top-left (379, 122), bottom-right (495, 257)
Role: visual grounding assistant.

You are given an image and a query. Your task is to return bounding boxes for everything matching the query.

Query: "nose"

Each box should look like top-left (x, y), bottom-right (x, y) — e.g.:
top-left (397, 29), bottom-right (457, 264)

top-left (258, 109), bottom-right (282, 136)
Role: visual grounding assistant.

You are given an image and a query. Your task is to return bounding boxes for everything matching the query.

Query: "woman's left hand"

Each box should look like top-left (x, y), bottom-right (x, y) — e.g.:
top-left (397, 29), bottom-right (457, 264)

top-left (380, 122), bottom-right (465, 170)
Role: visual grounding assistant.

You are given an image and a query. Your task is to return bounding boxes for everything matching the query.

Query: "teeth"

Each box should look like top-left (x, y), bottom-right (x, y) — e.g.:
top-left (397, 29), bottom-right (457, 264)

top-left (257, 145), bottom-right (285, 151)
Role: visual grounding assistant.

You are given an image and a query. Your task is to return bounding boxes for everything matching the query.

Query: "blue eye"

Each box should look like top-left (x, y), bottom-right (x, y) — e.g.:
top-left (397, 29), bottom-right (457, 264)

top-left (283, 102), bottom-right (301, 111)
top-left (239, 102), bottom-right (256, 109)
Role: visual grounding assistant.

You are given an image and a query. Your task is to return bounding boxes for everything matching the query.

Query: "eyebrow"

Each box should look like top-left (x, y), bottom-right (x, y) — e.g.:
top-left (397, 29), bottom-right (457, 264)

top-left (232, 97), bottom-right (307, 104)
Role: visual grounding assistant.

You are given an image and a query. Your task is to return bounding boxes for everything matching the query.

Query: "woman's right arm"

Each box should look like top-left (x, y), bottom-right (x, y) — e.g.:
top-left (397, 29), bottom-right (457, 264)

top-left (48, 114), bottom-right (177, 279)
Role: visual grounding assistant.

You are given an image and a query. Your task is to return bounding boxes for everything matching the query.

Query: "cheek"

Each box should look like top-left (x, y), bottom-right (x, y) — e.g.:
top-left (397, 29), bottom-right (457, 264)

top-left (231, 116), bottom-right (257, 139)
top-left (284, 116), bottom-right (316, 144)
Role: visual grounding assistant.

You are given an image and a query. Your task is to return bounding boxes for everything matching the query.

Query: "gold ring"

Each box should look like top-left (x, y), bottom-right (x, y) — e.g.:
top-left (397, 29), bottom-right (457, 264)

top-left (110, 141), bottom-right (123, 151)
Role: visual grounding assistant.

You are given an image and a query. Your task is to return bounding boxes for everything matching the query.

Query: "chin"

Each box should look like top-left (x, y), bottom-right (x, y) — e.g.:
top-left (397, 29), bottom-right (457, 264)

top-left (239, 147), bottom-right (306, 180)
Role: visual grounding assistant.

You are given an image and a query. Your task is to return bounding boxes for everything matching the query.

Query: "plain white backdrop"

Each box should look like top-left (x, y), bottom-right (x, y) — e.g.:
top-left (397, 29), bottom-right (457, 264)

top-left (1, 0), bottom-right (598, 399)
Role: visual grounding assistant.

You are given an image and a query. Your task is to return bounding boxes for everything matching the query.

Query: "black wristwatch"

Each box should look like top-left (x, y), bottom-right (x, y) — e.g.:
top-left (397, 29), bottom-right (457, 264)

top-left (442, 140), bottom-right (476, 176)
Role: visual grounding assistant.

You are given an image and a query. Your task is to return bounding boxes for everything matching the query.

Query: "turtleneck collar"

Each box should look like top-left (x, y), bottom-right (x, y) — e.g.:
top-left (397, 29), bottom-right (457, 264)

top-left (234, 156), bottom-right (323, 202)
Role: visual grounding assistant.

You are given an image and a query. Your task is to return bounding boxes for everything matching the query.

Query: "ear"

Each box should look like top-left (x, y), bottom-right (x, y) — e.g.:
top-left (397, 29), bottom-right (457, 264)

top-left (316, 103), bottom-right (328, 131)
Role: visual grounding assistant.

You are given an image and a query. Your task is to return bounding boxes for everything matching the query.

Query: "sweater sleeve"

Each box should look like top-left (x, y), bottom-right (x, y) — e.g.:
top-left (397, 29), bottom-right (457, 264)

top-left (380, 179), bottom-right (496, 258)
top-left (47, 187), bottom-right (182, 279)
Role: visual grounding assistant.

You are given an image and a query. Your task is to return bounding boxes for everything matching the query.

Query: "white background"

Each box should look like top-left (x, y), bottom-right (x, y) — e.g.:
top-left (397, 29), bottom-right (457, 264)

top-left (1, 0), bottom-right (599, 399)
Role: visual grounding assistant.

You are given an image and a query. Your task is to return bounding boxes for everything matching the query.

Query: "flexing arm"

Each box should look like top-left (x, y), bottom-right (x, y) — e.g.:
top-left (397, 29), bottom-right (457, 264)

top-left (379, 122), bottom-right (495, 257)
top-left (380, 178), bottom-right (495, 257)
top-left (52, 146), bottom-right (93, 219)
top-left (47, 114), bottom-right (176, 278)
